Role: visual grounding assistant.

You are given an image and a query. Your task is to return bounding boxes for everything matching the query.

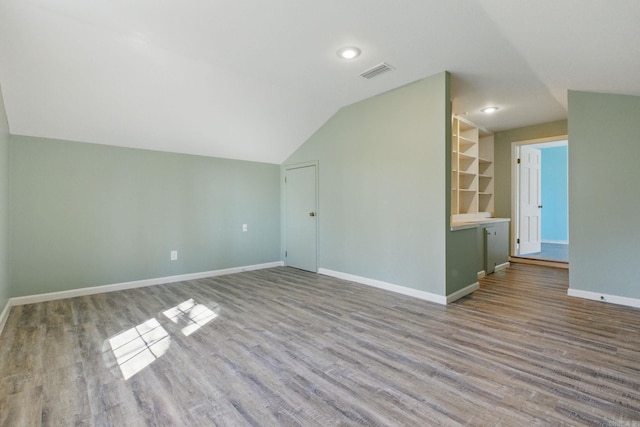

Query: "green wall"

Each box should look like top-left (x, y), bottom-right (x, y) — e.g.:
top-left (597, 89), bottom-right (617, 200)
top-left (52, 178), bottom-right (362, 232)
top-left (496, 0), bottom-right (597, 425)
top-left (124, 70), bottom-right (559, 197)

top-left (9, 136), bottom-right (281, 297)
top-left (568, 91), bottom-right (640, 299)
top-left (493, 119), bottom-right (568, 220)
top-left (0, 85), bottom-right (9, 311)
top-left (446, 226), bottom-right (477, 294)
top-left (285, 73), bottom-right (450, 295)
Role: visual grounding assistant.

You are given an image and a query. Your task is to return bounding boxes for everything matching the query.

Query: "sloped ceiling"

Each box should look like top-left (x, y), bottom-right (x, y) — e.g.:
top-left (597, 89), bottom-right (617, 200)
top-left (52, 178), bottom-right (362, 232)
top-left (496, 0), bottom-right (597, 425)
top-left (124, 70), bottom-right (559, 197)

top-left (0, 1), bottom-right (638, 164)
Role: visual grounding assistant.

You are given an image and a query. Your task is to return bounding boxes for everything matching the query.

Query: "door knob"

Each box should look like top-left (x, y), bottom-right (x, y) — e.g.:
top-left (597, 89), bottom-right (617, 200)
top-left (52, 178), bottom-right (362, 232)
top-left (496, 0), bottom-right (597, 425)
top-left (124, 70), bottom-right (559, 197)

top-left (309, 212), bottom-right (315, 217)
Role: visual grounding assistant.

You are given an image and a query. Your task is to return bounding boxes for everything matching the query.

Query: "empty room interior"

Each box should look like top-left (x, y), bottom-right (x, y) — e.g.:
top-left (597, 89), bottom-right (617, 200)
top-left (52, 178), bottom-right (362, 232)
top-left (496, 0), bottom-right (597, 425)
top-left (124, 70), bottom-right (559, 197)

top-left (1, 1), bottom-right (640, 425)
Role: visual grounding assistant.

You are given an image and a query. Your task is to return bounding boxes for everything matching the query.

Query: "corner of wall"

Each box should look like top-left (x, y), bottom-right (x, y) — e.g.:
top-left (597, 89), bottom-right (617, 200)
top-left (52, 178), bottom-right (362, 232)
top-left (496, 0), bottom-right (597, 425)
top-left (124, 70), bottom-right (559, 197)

top-left (0, 83), bottom-right (11, 314)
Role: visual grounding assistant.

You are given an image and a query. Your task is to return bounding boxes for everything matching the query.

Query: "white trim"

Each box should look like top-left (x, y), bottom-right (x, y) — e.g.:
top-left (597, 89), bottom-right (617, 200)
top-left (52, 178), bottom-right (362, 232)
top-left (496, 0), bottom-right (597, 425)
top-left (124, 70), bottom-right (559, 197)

top-left (0, 299), bottom-right (11, 337)
top-left (477, 263), bottom-right (508, 280)
top-left (568, 288), bottom-right (640, 309)
top-left (9, 261), bottom-right (284, 306)
top-left (446, 282), bottom-right (479, 304)
top-left (319, 268), bottom-right (450, 305)
top-left (495, 262), bottom-right (510, 272)
top-left (541, 240), bottom-right (569, 245)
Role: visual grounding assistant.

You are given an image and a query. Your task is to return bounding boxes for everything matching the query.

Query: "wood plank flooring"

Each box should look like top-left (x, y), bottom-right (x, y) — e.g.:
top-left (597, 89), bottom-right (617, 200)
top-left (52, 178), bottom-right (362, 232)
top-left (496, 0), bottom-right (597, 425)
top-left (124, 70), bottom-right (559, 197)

top-left (1, 264), bottom-right (640, 426)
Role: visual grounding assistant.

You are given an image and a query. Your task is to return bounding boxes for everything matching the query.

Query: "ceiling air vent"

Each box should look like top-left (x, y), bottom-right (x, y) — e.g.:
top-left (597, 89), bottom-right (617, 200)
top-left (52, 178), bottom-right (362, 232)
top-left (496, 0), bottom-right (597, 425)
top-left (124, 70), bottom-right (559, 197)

top-left (360, 62), bottom-right (394, 79)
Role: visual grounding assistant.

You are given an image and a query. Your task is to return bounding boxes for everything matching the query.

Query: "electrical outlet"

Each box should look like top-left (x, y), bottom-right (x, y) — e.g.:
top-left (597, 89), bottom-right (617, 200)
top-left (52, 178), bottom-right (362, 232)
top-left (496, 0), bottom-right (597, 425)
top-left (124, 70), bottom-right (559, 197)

top-left (170, 250), bottom-right (178, 261)
top-left (242, 224), bottom-right (248, 232)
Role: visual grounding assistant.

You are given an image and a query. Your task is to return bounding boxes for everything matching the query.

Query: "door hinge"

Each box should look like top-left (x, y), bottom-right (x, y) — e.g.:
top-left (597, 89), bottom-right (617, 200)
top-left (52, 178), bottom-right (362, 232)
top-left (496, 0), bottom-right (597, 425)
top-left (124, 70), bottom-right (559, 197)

top-left (284, 177), bottom-right (287, 183)
top-left (517, 158), bottom-right (521, 164)
top-left (517, 238), bottom-right (520, 244)
top-left (285, 251), bottom-right (287, 257)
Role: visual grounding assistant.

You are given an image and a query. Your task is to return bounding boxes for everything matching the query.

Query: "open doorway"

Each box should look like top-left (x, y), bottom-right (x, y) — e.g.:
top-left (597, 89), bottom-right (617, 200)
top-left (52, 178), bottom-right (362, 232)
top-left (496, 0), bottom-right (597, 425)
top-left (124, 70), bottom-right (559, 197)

top-left (511, 136), bottom-right (568, 264)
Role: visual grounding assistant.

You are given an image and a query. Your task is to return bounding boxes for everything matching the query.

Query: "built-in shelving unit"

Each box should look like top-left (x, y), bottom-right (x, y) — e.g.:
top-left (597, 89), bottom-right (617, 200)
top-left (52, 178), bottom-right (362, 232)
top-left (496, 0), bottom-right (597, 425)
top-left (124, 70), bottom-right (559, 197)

top-left (451, 115), bottom-right (494, 217)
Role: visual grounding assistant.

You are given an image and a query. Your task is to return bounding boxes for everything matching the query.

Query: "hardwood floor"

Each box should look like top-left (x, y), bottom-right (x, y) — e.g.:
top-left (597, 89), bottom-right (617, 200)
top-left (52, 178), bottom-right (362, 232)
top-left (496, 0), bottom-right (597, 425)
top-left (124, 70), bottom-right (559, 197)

top-left (1, 264), bottom-right (639, 426)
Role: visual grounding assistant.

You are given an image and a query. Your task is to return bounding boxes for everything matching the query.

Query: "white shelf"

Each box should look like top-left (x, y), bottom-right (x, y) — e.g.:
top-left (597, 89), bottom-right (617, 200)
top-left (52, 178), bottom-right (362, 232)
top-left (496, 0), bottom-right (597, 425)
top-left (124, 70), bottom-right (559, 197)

top-left (451, 115), bottom-right (494, 216)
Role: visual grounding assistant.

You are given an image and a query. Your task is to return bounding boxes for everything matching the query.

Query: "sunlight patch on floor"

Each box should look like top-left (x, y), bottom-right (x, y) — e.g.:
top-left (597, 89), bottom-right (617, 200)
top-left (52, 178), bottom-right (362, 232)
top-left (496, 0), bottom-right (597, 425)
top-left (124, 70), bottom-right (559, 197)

top-left (162, 298), bottom-right (219, 336)
top-left (108, 318), bottom-right (171, 380)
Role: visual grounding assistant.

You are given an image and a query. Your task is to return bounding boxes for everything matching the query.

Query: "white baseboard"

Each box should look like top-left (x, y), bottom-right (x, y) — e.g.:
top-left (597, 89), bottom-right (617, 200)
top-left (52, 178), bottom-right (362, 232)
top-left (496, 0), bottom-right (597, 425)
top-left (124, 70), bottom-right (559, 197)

top-left (10, 261), bottom-right (284, 307)
top-left (567, 288), bottom-right (640, 309)
top-left (318, 268), bottom-right (451, 305)
top-left (0, 299), bottom-right (11, 337)
top-left (446, 282), bottom-right (479, 304)
top-left (495, 262), bottom-right (510, 272)
top-left (477, 263), bottom-right (508, 280)
top-left (542, 240), bottom-right (569, 245)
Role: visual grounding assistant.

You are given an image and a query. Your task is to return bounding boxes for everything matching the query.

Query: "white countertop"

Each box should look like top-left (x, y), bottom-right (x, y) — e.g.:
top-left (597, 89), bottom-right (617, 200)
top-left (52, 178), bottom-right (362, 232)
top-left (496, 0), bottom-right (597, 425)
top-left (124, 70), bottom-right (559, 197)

top-left (450, 217), bottom-right (511, 231)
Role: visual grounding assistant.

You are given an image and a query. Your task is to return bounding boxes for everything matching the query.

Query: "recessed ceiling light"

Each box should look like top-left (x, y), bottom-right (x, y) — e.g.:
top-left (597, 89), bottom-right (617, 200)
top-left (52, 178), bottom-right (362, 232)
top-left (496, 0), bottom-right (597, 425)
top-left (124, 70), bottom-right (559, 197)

top-left (481, 106), bottom-right (499, 114)
top-left (337, 46), bottom-right (361, 60)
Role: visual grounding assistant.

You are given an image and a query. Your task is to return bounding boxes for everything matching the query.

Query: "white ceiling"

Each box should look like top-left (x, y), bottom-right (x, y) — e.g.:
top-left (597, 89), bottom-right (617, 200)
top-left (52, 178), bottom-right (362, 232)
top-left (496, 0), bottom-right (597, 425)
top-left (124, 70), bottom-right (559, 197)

top-left (0, 1), bottom-right (638, 164)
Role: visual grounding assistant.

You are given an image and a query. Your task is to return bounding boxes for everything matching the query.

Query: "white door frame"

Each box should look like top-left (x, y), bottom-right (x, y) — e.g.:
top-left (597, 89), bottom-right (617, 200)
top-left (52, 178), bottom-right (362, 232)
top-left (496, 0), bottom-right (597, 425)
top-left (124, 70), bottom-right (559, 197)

top-left (283, 161), bottom-right (319, 272)
top-left (510, 135), bottom-right (568, 257)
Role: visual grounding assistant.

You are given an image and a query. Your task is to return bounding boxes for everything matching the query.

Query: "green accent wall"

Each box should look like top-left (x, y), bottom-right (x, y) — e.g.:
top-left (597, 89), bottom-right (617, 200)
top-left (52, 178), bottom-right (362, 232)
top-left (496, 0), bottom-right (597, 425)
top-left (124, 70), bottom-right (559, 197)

top-left (446, 226), bottom-right (478, 294)
top-left (568, 91), bottom-right (640, 298)
top-left (0, 85), bottom-right (9, 311)
top-left (9, 136), bottom-right (281, 297)
top-left (285, 72), bottom-right (462, 296)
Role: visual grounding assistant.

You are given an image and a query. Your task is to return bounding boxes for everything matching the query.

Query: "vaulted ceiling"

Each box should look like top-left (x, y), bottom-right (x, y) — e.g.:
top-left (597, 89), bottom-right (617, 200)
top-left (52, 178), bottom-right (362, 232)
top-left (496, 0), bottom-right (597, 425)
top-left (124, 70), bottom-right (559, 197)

top-left (0, 1), bottom-right (638, 164)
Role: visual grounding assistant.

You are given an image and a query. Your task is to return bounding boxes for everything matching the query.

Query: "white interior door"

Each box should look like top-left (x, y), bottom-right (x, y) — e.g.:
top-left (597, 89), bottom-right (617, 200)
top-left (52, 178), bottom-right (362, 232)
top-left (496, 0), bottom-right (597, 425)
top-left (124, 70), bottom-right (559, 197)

top-left (285, 164), bottom-right (317, 272)
top-left (518, 146), bottom-right (542, 254)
